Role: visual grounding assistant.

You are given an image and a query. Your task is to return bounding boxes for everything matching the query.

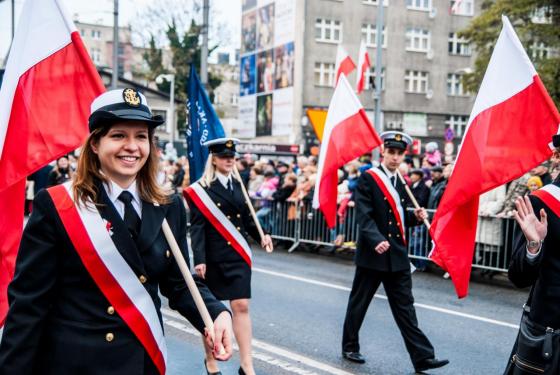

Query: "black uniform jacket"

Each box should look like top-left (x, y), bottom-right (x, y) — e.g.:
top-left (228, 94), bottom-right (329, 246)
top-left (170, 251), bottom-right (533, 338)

top-left (0, 183), bottom-right (228, 375)
top-left (411, 180), bottom-right (430, 208)
top-left (188, 179), bottom-right (261, 266)
top-left (508, 179), bottom-right (560, 329)
top-left (355, 167), bottom-right (418, 272)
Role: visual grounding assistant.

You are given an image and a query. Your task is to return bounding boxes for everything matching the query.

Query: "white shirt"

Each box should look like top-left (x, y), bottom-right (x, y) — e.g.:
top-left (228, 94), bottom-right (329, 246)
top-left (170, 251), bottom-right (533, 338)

top-left (216, 172), bottom-right (233, 191)
top-left (103, 179), bottom-right (142, 219)
top-left (380, 164), bottom-right (398, 187)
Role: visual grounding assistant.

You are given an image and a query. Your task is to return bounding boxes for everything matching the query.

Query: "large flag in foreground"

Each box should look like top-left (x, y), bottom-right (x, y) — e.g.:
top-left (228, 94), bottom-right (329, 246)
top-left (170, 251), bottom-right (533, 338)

top-left (429, 16), bottom-right (560, 298)
top-left (313, 75), bottom-right (382, 228)
top-left (0, 0), bottom-right (105, 325)
top-left (186, 65), bottom-right (225, 183)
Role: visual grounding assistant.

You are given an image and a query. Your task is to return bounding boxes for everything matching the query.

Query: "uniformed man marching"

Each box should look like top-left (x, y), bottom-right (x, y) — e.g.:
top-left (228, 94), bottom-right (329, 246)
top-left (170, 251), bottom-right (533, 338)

top-left (341, 131), bottom-right (449, 373)
top-left (184, 138), bottom-right (273, 375)
top-left (0, 88), bottom-right (233, 374)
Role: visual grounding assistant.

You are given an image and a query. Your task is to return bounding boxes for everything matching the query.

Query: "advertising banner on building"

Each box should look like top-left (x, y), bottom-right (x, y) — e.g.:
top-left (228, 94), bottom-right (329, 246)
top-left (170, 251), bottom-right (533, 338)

top-left (238, 0), bottom-right (296, 139)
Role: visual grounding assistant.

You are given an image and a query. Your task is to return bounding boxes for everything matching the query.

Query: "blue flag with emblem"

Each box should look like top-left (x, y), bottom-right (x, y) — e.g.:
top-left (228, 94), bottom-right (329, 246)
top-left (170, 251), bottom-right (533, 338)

top-left (186, 65), bottom-right (225, 182)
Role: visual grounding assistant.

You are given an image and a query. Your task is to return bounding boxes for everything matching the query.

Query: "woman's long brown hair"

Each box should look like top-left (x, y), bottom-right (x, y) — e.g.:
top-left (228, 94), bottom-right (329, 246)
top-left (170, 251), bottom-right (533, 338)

top-left (72, 125), bottom-right (170, 207)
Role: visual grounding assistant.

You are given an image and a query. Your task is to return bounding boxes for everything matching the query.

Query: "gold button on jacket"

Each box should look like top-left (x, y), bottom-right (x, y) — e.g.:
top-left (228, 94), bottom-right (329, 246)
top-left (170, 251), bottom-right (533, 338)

top-left (105, 332), bottom-right (114, 342)
top-left (139, 275), bottom-right (147, 284)
top-left (107, 306), bottom-right (115, 315)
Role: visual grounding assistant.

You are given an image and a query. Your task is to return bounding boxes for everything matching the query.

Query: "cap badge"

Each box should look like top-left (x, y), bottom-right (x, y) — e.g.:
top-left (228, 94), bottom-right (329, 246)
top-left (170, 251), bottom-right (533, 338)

top-left (226, 140), bottom-right (234, 148)
top-left (395, 134), bottom-right (402, 141)
top-left (123, 88), bottom-right (141, 107)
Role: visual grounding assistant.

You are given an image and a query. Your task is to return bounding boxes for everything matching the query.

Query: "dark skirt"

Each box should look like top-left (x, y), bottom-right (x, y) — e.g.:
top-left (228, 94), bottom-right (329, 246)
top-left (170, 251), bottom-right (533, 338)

top-left (205, 260), bottom-right (251, 300)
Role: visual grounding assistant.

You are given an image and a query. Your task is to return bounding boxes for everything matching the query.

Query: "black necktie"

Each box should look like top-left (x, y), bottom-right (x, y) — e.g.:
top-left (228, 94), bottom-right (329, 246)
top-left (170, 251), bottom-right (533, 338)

top-left (227, 179), bottom-right (233, 195)
top-left (118, 191), bottom-right (141, 239)
top-left (390, 176), bottom-right (396, 187)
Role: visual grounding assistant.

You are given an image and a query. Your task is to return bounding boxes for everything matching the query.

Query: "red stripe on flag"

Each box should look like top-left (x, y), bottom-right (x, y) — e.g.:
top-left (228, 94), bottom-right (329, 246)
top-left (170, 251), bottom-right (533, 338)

top-left (356, 54), bottom-right (371, 94)
top-left (48, 186), bottom-right (166, 375)
top-left (430, 76), bottom-right (560, 298)
top-left (336, 56), bottom-right (356, 84)
top-left (318, 109), bottom-right (381, 228)
top-left (184, 188), bottom-right (252, 267)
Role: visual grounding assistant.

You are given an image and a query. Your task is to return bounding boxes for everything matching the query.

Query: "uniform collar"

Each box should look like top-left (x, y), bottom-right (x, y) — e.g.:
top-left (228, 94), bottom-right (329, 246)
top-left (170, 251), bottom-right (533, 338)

top-left (103, 178), bottom-right (141, 207)
top-left (380, 164), bottom-right (397, 180)
top-left (216, 171), bottom-right (233, 188)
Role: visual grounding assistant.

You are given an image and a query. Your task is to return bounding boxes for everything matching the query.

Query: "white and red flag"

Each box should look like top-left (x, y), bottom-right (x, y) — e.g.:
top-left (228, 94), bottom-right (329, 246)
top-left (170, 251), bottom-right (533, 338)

top-left (355, 40), bottom-right (371, 94)
top-left (313, 75), bottom-right (382, 228)
top-left (429, 16), bottom-right (560, 298)
top-left (334, 44), bottom-right (356, 86)
top-left (0, 0), bottom-right (105, 324)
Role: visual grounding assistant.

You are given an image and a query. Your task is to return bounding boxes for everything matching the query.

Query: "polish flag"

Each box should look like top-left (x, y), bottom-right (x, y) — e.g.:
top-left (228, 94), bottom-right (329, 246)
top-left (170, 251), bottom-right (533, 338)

top-left (429, 16), bottom-right (560, 298)
top-left (356, 40), bottom-right (371, 94)
top-left (0, 0), bottom-right (105, 325)
top-left (450, 0), bottom-right (463, 14)
top-left (334, 44), bottom-right (356, 86)
top-left (313, 75), bottom-right (382, 228)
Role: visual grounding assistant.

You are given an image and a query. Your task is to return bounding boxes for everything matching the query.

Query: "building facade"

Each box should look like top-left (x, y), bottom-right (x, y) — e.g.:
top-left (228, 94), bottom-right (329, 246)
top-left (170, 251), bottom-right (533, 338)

top-left (239, 0), bottom-right (480, 154)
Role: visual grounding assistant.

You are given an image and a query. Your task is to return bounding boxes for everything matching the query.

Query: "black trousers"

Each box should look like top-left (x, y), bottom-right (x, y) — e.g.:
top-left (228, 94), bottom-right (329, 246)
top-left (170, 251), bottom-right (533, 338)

top-left (342, 266), bottom-right (435, 366)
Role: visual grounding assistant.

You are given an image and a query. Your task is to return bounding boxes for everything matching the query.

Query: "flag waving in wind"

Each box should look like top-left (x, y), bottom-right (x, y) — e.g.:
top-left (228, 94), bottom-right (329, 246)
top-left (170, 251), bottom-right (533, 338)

top-left (429, 16), bottom-right (560, 298)
top-left (356, 40), bottom-right (371, 94)
top-left (186, 65), bottom-right (226, 183)
top-left (313, 75), bottom-right (382, 228)
top-left (0, 0), bottom-right (105, 324)
top-left (334, 45), bottom-right (356, 86)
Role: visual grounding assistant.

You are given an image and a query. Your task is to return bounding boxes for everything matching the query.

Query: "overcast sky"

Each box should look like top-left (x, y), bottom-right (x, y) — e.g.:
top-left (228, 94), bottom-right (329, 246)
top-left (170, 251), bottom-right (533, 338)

top-left (0, 0), bottom-right (241, 63)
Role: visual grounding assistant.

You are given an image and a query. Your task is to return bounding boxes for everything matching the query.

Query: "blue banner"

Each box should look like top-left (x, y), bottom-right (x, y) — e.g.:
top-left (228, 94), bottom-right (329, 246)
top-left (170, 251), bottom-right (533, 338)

top-left (186, 65), bottom-right (225, 182)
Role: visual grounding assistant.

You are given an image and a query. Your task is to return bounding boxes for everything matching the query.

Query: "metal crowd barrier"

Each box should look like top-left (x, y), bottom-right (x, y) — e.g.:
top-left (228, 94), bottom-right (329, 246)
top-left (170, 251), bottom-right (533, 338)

top-left (253, 198), bottom-right (518, 273)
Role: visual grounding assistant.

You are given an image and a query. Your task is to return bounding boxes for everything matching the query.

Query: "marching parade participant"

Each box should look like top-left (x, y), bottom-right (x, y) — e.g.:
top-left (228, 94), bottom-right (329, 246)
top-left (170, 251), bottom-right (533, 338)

top-left (341, 131), bottom-right (449, 373)
top-left (0, 89), bottom-right (233, 374)
top-left (184, 138), bottom-right (273, 375)
top-left (505, 134), bottom-right (560, 374)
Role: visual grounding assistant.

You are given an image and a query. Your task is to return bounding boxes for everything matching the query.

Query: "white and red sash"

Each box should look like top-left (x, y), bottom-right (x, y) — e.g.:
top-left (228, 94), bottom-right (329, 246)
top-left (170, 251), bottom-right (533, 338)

top-left (366, 168), bottom-right (407, 244)
top-left (532, 184), bottom-right (560, 217)
top-left (48, 182), bottom-right (166, 375)
top-left (184, 182), bottom-right (253, 267)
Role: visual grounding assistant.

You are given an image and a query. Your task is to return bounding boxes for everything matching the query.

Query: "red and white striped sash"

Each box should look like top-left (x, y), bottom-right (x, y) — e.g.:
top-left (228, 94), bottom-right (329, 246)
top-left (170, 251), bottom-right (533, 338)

top-left (184, 182), bottom-right (253, 267)
top-left (48, 182), bottom-right (166, 375)
top-left (532, 184), bottom-right (560, 217)
top-left (366, 168), bottom-right (407, 244)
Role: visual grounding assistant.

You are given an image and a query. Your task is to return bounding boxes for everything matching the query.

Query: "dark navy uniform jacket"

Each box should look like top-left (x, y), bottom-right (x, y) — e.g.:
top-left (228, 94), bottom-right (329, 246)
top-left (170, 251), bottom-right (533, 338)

top-left (188, 178), bottom-right (261, 266)
top-left (355, 167), bottom-right (419, 273)
top-left (0, 182), bottom-right (227, 375)
top-left (508, 179), bottom-right (560, 329)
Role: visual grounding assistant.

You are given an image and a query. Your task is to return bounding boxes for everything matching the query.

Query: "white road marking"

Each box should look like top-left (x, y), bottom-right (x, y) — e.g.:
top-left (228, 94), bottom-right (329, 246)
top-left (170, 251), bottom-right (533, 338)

top-left (253, 267), bottom-right (520, 330)
top-left (162, 308), bottom-right (354, 375)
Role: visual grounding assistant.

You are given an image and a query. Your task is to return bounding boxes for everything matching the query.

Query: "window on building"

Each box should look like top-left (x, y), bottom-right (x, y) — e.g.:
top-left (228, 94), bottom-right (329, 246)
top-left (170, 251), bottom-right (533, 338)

top-left (80, 29), bottom-right (85, 37)
top-left (230, 93), bottom-right (238, 106)
top-left (362, 24), bottom-right (387, 48)
top-left (315, 19), bottom-right (342, 43)
top-left (531, 7), bottom-right (552, 24)
top-left (91, 29), bottom-right (101, 39)
top-left (362, 0), bottom-right (389, 5)
top-left (529, 41), bottom-right (553, 60)
top-left (364, 67), bottom-right (385, 91)
top-left (447, 73), bottom-right (467, 96)
top-left (445, 115), bottom-right (469, 137)
top-left (90, 48), bottom-right (101, 64)
top-left (448, 33), bottom-right (471, 56)
top-left (405, 70), bottom-right (428, 93)
top-left (214, 92), bottom-right (222, 105)
top-left (406, 0), bottom-right (431, 11)
top-left (450, 0), bottom-right (474, 16)
top-left (314, 62), bottom-right (336, 87)
top-left (406, 28), bottom-right (430, 52)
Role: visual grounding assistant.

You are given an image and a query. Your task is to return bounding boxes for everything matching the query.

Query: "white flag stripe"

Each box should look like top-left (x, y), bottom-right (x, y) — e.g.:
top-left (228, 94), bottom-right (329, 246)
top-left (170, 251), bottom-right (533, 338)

top-left (465, 16), bottom-right (536, 132)
top-left (0, 0), bottom-right (76, 157)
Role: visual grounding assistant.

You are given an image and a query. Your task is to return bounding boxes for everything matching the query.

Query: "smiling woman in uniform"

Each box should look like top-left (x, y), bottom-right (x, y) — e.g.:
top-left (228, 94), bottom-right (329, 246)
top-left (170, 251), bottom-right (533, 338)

top-left (0, 88), bottom-right (233, 375)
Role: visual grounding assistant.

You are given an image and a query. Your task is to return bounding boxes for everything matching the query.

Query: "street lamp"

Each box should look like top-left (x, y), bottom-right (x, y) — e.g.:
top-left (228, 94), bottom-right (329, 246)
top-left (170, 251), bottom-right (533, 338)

top-left (156, 73), bottom-right (176, 148)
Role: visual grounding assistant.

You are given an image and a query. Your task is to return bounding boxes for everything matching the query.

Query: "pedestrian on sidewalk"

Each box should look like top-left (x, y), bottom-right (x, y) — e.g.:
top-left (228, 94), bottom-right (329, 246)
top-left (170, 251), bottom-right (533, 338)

top-left (341, 131), bottom-right (449, 373)
top-left (186, 138), bottom-right (274, 375)
top-left (504, 134), bottom-right (560, 374)
top-left (0, 88), bottom-right (233, 374)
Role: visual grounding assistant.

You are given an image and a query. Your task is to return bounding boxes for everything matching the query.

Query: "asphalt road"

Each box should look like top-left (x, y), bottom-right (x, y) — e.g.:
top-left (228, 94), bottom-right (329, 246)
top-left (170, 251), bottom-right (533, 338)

top-left (164, 246), bottom-right (528, 375)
